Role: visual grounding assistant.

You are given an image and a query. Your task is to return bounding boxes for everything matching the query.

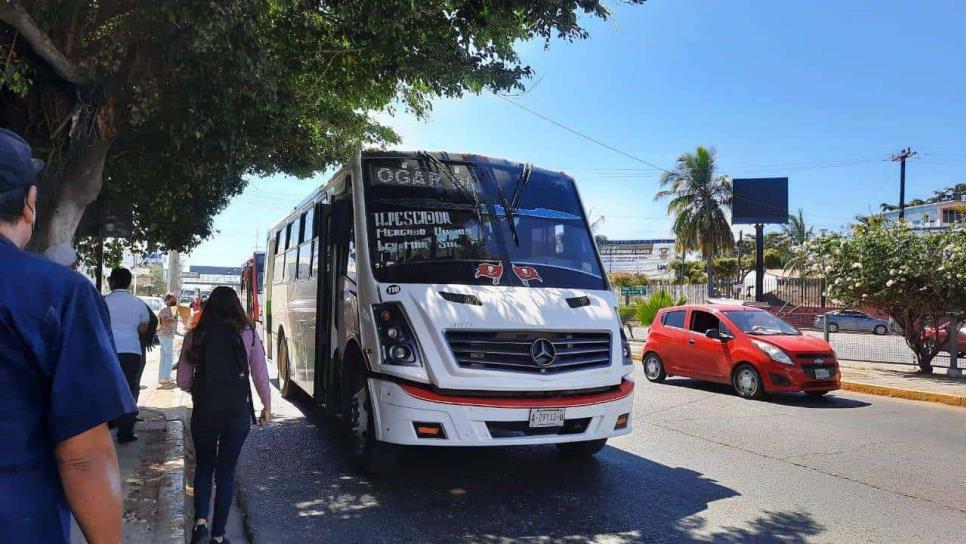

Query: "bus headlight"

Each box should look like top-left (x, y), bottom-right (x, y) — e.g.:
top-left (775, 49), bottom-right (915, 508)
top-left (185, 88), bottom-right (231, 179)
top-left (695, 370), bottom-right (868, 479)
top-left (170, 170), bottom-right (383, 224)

top-left (373, 303), bottom-right (421, 366)
top-left (619, 328), bottom-right (633, 365)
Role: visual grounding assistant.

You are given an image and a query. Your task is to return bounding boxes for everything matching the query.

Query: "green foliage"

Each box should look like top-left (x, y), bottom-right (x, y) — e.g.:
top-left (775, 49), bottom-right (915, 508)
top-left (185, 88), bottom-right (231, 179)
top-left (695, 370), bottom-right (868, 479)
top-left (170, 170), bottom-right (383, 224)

top-left (141, 266), bottom-right (167, 297)
top-left (76, 237), bottom-right (126, 271)
top-left (3, 1), bottom-right (642, 252)
top-left (880, 183), bottom-right (966, 212)
top-left (635, 290), bottom-right (687, 326)
top-left (669, 259), bottom-right (708, 284)
top-left (800, 222), bottom-right (966, 369)
top-left (617, 305), bottom-right (636, 323)
top-left (763, 248), bottom-right (784, 269)
top-left (655, 146), bottom-right (733, 289)
top-left (608, 272), bottom-right (648, 288)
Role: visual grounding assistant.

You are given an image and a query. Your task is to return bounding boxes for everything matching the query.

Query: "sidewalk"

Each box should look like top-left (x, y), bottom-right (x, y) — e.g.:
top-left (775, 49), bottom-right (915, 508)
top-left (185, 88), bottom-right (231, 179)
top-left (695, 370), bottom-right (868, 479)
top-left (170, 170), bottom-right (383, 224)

top-left (838, 359), bottom-right (966, 408)
top-left (71, 337), bottom-right (248, 543)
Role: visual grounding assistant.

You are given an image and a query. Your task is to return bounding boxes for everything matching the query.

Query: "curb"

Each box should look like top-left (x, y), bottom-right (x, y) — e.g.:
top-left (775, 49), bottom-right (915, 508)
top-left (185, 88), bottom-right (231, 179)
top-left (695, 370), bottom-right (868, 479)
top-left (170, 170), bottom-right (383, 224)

top-left (154, 418), bottom-right (187, 544)
top-left (840, 380), bottom-right (966, 408)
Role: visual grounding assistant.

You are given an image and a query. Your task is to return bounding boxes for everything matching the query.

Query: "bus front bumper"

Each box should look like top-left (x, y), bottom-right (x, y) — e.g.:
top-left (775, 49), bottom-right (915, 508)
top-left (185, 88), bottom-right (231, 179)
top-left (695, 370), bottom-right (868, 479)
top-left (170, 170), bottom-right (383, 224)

top-left (369, 378), bottom-right (635, 447)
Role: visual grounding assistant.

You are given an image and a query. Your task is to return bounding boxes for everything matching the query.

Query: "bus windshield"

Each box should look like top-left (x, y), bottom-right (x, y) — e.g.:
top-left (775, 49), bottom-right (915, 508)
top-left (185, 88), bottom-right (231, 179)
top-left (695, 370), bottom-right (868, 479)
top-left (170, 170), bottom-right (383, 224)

top-left (364, 157), bottom-right (606, 289)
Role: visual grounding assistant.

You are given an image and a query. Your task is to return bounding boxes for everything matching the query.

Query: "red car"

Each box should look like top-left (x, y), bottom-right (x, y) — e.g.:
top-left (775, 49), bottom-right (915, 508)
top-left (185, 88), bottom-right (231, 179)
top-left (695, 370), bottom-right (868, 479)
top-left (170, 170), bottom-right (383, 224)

top-left (924, 322), bottom-right (966, 356)
top-left (642, 304), bottom-right (840, 399)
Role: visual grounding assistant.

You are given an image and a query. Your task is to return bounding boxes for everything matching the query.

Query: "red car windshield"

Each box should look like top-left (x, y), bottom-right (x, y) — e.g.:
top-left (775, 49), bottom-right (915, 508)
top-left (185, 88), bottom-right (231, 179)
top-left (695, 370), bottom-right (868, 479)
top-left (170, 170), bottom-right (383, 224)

top-left (724, 311), bottom-right (801, 336)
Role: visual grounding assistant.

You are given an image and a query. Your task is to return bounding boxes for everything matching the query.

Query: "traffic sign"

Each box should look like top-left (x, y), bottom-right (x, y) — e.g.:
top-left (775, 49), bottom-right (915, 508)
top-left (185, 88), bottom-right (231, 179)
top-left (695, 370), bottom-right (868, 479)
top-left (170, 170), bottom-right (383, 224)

top-left (620, 286), bottom-right (648, 296)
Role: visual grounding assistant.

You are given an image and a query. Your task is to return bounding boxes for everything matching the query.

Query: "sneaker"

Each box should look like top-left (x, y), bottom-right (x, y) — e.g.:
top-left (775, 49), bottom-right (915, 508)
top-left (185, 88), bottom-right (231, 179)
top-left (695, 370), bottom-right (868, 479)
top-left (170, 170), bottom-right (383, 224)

top-left (191, 523), bottom-right (210, 544)
top-left (210, 538), bottom-right (231, 544)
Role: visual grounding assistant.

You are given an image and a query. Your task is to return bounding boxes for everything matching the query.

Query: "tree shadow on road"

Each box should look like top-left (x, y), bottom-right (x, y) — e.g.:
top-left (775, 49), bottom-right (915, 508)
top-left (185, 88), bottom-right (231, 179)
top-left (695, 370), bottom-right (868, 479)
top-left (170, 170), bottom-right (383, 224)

top-left (235, 391), bottom-right (829, 544)
top-left (660, 379), bottom-right (871, 409)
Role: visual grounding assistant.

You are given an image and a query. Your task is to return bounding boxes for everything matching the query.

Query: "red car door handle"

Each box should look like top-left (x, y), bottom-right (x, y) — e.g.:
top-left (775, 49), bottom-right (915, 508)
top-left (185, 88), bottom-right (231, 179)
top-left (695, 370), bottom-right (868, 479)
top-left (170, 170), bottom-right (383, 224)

top-left (688, 339), bottom-right (696, 345)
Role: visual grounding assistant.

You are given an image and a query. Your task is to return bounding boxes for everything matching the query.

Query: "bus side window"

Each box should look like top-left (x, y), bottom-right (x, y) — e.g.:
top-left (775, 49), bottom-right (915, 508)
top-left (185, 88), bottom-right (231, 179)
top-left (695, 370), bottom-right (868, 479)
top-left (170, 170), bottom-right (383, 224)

top-left (346, 219), bottom-right (356, 283)
top-left (273, 250), bottom-right (285, 284)
top-left (296, 209), bottom-right (312, 280)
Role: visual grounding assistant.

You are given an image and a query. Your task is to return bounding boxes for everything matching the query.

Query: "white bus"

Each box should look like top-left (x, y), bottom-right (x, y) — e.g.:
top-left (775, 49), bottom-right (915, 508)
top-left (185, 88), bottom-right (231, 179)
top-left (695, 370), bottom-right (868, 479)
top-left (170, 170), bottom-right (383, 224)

top-left (264, 150), bottom-right (635, 470)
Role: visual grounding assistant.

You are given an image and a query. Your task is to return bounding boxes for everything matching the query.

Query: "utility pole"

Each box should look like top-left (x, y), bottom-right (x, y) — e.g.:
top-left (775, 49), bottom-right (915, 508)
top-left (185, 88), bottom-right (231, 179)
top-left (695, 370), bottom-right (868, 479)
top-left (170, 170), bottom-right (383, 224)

top-left (890, 147), bottom-right (917, 220)
top-left (754, 224), bottom-right (765, 303)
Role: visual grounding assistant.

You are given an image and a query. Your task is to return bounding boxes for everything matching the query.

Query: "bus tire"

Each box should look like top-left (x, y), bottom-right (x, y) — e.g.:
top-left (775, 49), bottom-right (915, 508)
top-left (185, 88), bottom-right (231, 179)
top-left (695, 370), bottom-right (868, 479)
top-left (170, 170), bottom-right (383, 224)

top-left (557, 439), bottom-right (607, 457)
top-left (277, 333), bottom-right (296, 399)
top-left (349, 378), bottom-right (397, 474)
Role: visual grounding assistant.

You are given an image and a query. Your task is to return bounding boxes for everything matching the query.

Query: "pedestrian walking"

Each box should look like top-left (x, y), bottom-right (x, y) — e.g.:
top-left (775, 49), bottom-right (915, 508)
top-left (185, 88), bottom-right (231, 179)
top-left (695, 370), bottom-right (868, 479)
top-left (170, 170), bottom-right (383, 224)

top-left (104, 267), bottom-right (151, 443)
top-left (0, 128), bottom-right (136, 544)
top-left (158, 293), bottom-right (179, 384)
top-left (188, 290), bottom-right (204, 331)
top-left (177, 286), bottom-right (271, 544)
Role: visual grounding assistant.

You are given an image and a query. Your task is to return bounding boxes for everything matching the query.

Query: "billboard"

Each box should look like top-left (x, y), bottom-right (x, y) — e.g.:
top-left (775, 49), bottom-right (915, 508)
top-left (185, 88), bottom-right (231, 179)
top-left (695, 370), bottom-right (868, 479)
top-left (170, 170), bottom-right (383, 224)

top-left (598, 239), bottom-right (676, 276)
top-left (732, 177), bottom-right (789, 225)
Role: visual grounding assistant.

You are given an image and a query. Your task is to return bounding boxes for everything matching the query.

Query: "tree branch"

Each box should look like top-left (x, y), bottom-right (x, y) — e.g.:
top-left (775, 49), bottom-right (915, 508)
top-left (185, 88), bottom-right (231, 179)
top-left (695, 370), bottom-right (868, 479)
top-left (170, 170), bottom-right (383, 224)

top-left (0, 1), bottom-right (89, 86)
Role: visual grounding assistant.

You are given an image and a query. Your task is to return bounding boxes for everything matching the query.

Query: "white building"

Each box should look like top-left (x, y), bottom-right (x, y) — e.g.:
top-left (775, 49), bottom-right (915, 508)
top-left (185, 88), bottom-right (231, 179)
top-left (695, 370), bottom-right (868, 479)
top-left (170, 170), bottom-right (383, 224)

top-left (879, 197), bottom-right (966, 232)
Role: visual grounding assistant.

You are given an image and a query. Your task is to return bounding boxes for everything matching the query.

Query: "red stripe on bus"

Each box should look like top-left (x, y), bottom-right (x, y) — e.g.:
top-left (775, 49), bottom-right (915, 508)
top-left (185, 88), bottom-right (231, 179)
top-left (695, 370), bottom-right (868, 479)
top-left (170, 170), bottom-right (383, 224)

top-left (399, 379), bottom-right (634, 408)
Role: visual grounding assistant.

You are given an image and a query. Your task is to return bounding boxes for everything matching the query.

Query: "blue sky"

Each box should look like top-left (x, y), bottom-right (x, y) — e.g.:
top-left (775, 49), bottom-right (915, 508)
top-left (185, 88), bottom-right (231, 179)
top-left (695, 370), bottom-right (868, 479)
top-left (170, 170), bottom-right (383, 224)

top-left (188, 0), bottom-right (966, 266)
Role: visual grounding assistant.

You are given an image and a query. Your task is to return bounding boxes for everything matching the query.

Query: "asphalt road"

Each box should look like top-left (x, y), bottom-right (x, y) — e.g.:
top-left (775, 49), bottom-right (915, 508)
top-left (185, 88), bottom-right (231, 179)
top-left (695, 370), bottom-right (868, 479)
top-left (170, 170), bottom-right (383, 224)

top-left (236, 366), bottom-right (966, 543)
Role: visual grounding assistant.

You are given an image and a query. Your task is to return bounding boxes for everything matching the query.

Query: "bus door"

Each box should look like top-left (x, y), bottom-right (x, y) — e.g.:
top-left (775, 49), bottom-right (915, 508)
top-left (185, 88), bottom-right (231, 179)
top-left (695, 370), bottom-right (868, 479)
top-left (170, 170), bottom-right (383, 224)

top-left (317, 186), bottom-right (356, 413)
top-left (314, 199), bottom-right (334, 407)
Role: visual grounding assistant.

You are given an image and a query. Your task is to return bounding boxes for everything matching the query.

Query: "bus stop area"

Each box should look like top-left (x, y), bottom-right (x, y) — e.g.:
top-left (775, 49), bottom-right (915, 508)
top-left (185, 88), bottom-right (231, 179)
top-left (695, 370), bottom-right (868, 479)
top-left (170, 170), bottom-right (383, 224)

top-left (97, 335), bottom-right (965, 544)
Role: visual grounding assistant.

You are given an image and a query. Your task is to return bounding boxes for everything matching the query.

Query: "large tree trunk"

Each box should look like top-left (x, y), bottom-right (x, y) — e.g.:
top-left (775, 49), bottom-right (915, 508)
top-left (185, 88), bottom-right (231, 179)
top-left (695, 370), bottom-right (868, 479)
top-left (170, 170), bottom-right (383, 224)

top-left (28, 139), bottom-right (112, 252)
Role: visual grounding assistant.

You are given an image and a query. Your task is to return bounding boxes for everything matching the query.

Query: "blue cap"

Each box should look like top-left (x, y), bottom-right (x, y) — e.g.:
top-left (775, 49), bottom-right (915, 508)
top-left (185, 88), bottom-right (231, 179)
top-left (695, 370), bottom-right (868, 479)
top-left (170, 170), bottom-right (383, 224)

top-left (0, 128), bottom-right (44, 192)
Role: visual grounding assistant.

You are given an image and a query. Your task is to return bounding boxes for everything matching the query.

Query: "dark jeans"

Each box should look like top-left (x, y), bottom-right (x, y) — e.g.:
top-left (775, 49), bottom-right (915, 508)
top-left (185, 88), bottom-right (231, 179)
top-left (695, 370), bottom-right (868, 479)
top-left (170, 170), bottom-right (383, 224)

top-left (113, 353), bottom-right (144, 438)
top-left (191, 412), bottom-right (251, 537)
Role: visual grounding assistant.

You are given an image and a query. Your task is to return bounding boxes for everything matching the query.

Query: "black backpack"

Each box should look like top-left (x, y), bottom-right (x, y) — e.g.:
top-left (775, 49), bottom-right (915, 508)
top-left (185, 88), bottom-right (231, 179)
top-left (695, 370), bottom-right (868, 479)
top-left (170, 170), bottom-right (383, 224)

top-left (192, 323), bottom-right (255, 423)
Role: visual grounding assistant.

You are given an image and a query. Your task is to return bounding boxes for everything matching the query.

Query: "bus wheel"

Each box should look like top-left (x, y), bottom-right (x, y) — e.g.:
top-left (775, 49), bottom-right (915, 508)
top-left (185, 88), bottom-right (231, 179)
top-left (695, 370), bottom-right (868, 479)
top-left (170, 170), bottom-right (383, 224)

top-left (349, 379), bottom-right (397, 474)
top-left (557, 439), bottom-right (607, 457)
top-left (277, 334), bottom-right (295, 399)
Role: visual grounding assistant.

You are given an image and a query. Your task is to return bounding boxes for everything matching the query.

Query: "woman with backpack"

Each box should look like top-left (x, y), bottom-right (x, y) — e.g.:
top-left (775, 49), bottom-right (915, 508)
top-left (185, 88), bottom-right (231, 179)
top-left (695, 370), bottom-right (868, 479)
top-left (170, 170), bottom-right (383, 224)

top-left (176, 286), bottom-right (271, 544)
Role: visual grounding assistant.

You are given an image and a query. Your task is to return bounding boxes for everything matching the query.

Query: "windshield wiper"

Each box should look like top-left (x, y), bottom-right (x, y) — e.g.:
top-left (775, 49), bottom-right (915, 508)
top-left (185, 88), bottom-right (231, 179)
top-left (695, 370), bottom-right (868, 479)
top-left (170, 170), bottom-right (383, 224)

top-left (508, 163), bottom-right (533, 214)
top-left (498, 163), bottom-right (532, 247)
top-left (494, 181), bottom-right (519, 246)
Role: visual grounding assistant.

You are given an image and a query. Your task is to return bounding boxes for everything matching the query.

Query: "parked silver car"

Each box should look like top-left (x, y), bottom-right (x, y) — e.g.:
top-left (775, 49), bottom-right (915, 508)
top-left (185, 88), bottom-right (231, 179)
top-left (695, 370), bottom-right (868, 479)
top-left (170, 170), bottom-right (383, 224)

top-left (814, 309), bottom-right (891, 335)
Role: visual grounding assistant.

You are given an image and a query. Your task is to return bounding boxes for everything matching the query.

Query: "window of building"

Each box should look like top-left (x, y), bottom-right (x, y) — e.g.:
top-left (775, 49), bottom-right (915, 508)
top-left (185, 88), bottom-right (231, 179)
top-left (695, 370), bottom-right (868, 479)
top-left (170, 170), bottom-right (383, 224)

top-left (942, 208), bottom-right (964, 224)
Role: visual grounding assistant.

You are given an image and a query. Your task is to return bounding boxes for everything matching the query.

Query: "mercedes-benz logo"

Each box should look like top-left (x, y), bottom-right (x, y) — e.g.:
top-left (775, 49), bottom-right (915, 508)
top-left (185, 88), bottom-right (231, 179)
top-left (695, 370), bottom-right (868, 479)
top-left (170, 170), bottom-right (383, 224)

top-left (530, 338), bottom-right (556, 366)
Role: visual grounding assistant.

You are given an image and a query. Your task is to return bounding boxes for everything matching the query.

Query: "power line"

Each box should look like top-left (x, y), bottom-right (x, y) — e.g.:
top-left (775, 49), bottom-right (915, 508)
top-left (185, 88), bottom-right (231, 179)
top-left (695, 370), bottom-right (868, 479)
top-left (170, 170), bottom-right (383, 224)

top-left (496, 95), bottom-right (673, 173)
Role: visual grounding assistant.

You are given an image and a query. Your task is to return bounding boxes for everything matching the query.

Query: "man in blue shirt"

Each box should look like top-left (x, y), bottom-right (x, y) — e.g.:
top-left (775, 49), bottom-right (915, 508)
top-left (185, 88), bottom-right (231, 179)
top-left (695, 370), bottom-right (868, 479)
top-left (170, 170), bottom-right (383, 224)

top-left (0, 128), bottom-right (136, 543)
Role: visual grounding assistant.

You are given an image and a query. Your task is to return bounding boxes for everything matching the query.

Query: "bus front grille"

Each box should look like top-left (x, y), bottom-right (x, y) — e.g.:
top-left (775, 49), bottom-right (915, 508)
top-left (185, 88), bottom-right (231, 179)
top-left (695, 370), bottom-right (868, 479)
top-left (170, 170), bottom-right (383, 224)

top-left (445, 331), bottom-right (612, 374)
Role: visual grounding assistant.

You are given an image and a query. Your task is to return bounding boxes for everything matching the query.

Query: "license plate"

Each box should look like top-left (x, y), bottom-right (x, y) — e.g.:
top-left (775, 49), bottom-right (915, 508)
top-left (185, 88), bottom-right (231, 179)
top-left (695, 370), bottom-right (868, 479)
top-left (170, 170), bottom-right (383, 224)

top-left (529, 408), bottom-right (565, 428)
top-left (815, 368), bottom-right (831, 379)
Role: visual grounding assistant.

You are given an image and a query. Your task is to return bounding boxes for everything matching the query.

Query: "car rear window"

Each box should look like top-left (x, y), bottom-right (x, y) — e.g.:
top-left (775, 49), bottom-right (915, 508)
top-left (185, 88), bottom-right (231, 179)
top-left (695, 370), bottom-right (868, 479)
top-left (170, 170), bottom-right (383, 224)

top-left (663, 310), bottom-right (686, 329)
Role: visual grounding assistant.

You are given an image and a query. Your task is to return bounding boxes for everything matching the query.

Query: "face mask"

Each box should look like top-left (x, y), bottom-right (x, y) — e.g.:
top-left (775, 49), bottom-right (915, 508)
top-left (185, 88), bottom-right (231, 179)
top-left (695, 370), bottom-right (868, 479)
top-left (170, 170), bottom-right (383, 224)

top-left (25, 201), bottom-right (36, 232)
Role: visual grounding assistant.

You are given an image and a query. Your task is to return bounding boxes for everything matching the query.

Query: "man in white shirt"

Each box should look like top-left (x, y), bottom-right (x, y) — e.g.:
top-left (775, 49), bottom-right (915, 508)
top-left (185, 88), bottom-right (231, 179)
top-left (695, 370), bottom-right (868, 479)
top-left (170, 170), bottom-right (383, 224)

top-left (104, 268), bottom-right (149, 443)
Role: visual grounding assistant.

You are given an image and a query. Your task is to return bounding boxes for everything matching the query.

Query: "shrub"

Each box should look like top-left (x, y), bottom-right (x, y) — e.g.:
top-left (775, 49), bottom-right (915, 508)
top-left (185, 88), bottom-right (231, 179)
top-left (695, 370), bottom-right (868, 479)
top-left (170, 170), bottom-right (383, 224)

top-left (635, 290), bottom-right (687, 326)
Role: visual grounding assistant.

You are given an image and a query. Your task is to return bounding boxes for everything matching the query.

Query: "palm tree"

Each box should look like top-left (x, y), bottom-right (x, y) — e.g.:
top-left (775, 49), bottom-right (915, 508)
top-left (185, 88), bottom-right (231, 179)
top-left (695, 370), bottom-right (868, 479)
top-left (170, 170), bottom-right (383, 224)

top-left (655, 146), bottom-right (733, 297)
top-left (782, 209), bottom-right (813, 304)
top-left (782, 208), bottom-right (813, 246)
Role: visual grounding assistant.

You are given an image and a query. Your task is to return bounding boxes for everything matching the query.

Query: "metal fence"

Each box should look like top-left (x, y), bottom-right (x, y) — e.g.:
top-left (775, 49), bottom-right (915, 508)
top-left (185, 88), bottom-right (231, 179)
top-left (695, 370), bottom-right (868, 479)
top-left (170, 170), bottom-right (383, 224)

top-left (619, 283), bottom-right (962, 369)
top-left (618, 283), bottom-right (708, 306)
